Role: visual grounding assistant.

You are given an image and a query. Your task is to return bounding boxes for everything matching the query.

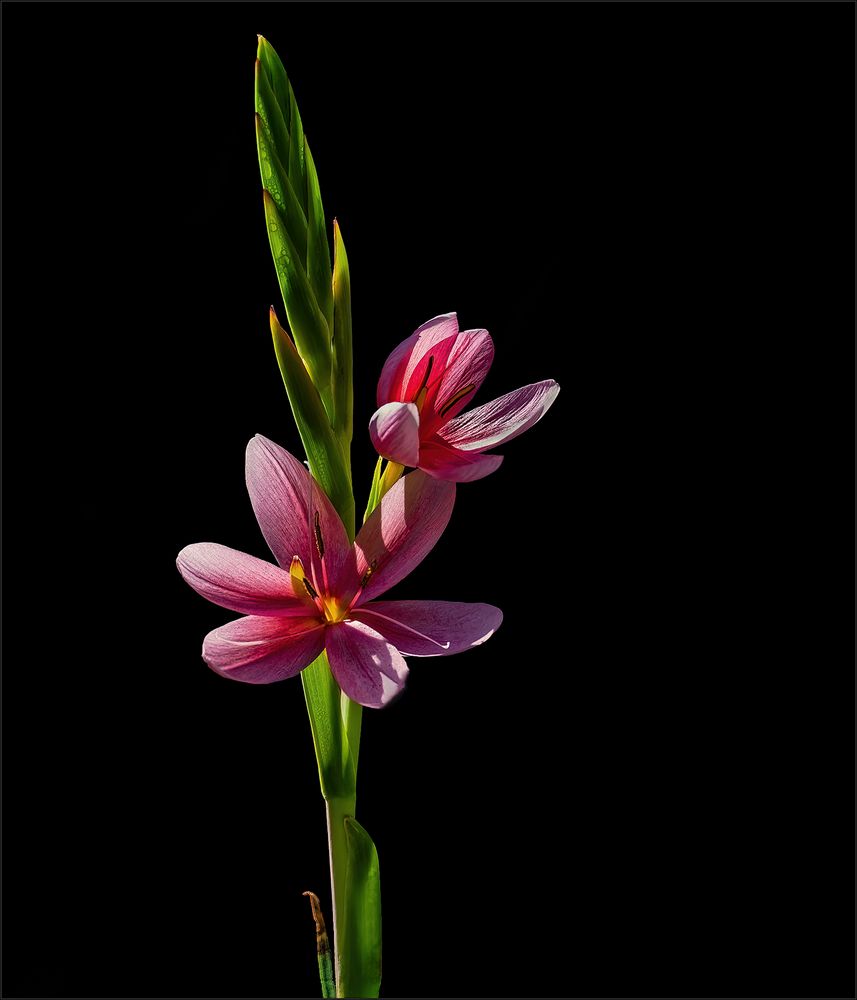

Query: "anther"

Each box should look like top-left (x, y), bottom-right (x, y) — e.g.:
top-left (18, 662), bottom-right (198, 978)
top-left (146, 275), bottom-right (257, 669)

top-left (360, 558), bottom-right (378, 588)
top-left (439, 383), bottom-right (475, 418)
top-left (313, 510), bottom-right (325, 558)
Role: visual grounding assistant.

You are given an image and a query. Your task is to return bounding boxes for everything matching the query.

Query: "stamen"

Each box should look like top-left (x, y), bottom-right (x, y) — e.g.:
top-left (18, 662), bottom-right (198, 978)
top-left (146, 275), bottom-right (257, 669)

top-left (439, 383), bottom-right (475, 418)
top-left (313, 510), bottom-right (325, 559)
top-left (290, 555), bottom-right (320, 603)
top-left (413, 355), bottom-right (434, 412)
top-left (360, 558), bottom-right (378, 588)
top-left (416, 355), bottom-right (434, 396)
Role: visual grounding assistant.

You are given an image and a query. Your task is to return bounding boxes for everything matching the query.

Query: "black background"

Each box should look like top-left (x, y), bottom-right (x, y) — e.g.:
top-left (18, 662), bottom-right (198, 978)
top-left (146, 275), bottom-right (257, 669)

top-left (3, 4), bottom-right (854, 999)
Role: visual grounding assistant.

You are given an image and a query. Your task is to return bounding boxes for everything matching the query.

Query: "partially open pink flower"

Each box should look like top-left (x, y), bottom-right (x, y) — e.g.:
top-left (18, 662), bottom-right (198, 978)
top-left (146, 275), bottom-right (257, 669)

top-left (177, 435), bottom-right (501, 707)
top-left (369, 313), bottom-right (560, 482)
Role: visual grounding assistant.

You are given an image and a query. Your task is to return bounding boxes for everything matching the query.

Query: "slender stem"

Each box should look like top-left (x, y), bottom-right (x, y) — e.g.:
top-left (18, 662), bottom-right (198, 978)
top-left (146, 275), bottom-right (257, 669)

top-left (326, 794), bottom-right (356, 995)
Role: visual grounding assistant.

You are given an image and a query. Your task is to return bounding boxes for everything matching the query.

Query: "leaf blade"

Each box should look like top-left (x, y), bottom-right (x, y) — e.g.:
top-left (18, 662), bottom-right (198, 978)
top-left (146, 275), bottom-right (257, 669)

top-left (269, 307), bottom-right (354, 538)
top-left (306, 142), bottom-right (333, 334)
top-left (340, 818), bottom-right (382, 999)
top-left (331, 219), bottom-right (353, 449)
top-left (263, 191), bottom-right (332, 407)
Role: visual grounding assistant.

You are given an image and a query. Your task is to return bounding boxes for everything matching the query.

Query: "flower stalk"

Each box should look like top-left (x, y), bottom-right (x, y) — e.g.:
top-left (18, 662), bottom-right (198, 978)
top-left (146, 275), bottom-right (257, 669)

top-left (178, 32), bottom-right (553, 999)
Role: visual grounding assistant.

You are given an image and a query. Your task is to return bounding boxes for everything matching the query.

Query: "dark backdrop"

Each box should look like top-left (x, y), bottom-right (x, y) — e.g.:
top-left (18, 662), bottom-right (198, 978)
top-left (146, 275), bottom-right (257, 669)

top-left (3, 5), bottom-right (854, 999)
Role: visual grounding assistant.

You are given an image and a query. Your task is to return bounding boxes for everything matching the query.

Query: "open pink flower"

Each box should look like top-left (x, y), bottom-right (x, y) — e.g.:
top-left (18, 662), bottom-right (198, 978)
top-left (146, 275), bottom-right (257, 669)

top-left (177, 435), bottom-right (501, 707)
top-left (369, 312), bottom-right (560, 482)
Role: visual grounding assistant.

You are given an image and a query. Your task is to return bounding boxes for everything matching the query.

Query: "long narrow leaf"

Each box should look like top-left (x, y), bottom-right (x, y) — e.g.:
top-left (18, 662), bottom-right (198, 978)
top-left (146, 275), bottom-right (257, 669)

top-left (257, 35), bottom-right (292, 122)
top-left (301, 653), bottom-right (351, 800)
top-left (340, 818), bottom-right (382, 999)
top-left (306, 143), bottom-right (333, 333)
top-left (263, 192), bottom-right (332, 407)
top-left (269, 307), bottom-right (354, 538)
top-left (255, 58), bottom-right (291, 174)
top-left (331, 219), bottom-right (353, 449)
top-left (255, 115), bottom-right (307, 261)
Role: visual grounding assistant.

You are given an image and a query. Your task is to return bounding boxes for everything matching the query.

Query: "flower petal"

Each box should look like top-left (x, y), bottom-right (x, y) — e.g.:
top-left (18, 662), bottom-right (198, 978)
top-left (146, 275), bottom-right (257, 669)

top-left (369, 402), bottom-right (421, 467)
top-left (417, 437), bottom-right (505, 482)
top-left (440, 380), bottom-right (560, 451)
top-left (354, 470), bottom-right (455, 603)
top-left (325, 620), bottom-right (409, 708)
top-left (353, 601), bottom-right (502, 657)
top-left (177, 542), bottom-right (311, 616)
top-left (202, 615), bottom-right (326, 684)
top-left (429, 329), bottom-right (494, 426)
top-left (245, 435), bottom-right (356, 595)
top-left (376, 313), bottom-right (459, 405)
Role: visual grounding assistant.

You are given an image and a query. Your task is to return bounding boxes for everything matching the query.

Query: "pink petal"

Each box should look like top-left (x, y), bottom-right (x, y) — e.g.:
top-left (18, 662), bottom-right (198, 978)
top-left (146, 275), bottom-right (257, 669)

top-left (245, 435), bottom-right (356, 596)
top-left (177, 543), bottom-right (312, 616)
top-left (440, 380), bottom-right (560, 451)
top-left (376, 313), bottom-right (459, 405)
top-left (353, 601), bottom-right (502, 656)
top-left (202, 615), bottom-right (326, 684)
top-left (429, 329), bottom-right (494, 426)
top-left (325, 620), bottom-right (409, 708)
top-left (354, 470), bottom-right (455, 603)
top-left (417, 437), bottom-right (505, 482)
top-left (368, 402), bottom-right (421, 467)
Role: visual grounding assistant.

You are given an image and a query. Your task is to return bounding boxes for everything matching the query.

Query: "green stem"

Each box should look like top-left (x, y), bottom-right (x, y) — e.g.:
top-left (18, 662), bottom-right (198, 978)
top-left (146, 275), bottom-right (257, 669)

top-left (325, 794), bottom-right (356, 995)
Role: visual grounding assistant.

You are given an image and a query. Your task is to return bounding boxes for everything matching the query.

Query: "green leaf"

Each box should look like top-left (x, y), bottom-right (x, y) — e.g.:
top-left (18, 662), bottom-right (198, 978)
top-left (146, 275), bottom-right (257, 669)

top-left (263, 191), bottom-right (333, 410)
top-left (301, 653), bottom-right (353, 800)
top-left (287, 87), bottom-right (308, 216)
top-left (363, 456), bottom-right (384, 524)
top-left (257, 36), bottom-right (292, 129)
top-left (269, 308), bottom-right (354, 538)
top-left (306, 143), bottom-right (333, 334)
top-left (340, 818), bottom-right (382, 999)
top-left (255, 57), bottom-right (291, 176)
top-left (255, 115), bottom-right (307, 261)
top-left (331, 219), bottom-right (353, 450)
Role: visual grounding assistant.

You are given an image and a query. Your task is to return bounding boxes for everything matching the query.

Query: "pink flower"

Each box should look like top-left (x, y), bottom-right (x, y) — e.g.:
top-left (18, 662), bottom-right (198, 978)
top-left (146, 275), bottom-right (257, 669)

top-left (369, 313), bottom-right (560, 482)
top-left (177, 435), bottom-right (502, 707)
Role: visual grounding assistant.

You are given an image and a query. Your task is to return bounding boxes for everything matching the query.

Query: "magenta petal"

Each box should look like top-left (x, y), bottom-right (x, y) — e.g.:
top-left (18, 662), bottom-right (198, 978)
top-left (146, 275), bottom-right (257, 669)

top-left (325, 620), bottom-right (409, 708)
top-left (418, 438), bottom-right (505, 482)
top-left (376, 313), bottom-right (459, 405)
top-left (353, 601), bottom-right (502, 657)
top-left (177, 543), bottom-right (311, 615)
top-left (245, 435), bottom-right (356, 594)
top-left (203, 615), bottom-right (325, 684)
top-left (354, 470), bottom-right (455, 603)
top-left (440, 380), bottom-right (560, 451)
top-left (369, 402), bottom-right (421, 467)
top-left (431, 329), bottom-right (494, 424)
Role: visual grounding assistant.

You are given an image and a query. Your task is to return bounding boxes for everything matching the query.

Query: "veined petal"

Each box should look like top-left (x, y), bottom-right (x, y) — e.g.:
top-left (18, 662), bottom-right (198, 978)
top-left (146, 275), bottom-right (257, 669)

top-left (353, 601), bottom-right (502, 657)
top-left (430, 329), bottom-right (494, 426)
top-left (325, 620), bottom-right (408, 708)
top-left (418, 437), bottom-right (504, 482)
top-left (203, 615), bottom-right (326, 684)
top-left (376, 313), bottom-right (459, 405)
top-left (245, 435), bottom-right (356, 595)
top-left (354, 470), bottom-right (455, 603)
top-left (440, 380), bottom-right (560, 451)
top-left (177, 542), bottom-right (312, 616)
top-left (369, 402), bottom-right (421, 467)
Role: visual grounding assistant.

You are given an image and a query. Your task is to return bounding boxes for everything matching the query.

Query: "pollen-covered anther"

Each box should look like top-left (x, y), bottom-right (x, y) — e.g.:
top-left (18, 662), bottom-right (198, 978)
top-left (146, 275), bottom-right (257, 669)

top-left (439, 383), bottom-right (476, 418)
top-left (290, 555), bottom-right (318, 601)
top-left (313, 510), bottom-right (325, 558)
top-left (360, 558), bottom-right (378, 588)
top-left (413, 355), bottom-right (434, 412)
